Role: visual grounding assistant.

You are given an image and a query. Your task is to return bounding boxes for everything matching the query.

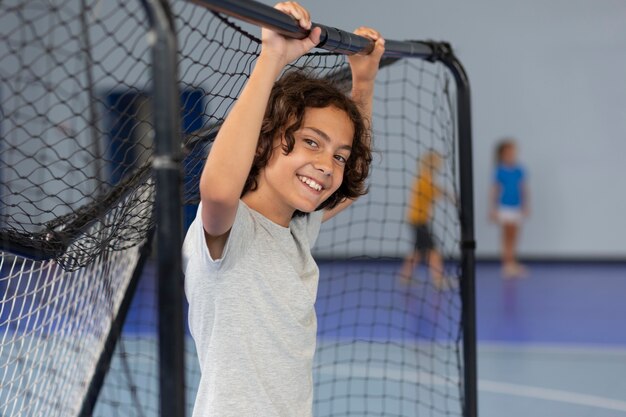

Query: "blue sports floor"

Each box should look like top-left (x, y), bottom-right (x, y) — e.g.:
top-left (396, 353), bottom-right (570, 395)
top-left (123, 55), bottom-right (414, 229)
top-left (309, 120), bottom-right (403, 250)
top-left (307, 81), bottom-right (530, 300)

top-left (475, 261), bottom-right (626, 416)
top-left (115, 260), bottom-right (626, 416)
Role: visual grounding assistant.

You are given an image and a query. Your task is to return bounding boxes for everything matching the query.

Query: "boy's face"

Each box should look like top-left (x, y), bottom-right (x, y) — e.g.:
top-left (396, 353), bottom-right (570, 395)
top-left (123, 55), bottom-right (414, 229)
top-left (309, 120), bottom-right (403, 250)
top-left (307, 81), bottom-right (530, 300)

top-left (258, 106), bottom-right (354, 215)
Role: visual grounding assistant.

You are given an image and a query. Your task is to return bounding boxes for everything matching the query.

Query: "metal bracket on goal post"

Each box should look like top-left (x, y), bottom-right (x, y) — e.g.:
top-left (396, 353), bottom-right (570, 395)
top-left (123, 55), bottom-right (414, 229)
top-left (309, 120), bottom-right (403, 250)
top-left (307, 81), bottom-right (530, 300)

top-left (141, 1), bottom-right (186, 416)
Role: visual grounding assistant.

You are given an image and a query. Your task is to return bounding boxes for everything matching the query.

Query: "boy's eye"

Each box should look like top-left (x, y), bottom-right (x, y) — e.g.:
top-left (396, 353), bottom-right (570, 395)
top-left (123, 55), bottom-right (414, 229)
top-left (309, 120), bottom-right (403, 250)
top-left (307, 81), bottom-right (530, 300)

top-left (334, 154), bottom-right (348, 164)
top-left (304, 138), bottom-right (318, 148)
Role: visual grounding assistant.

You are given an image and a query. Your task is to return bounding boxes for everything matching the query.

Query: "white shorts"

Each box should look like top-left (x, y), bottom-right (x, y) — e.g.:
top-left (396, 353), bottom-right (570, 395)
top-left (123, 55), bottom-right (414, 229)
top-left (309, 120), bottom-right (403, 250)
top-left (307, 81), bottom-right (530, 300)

top-left (497, 206), bottom-right (523, 225)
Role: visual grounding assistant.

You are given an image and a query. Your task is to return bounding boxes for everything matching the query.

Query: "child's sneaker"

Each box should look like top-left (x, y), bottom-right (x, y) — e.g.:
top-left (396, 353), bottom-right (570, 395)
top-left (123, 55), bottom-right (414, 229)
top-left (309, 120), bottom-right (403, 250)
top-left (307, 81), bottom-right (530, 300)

top-left (433, 276), bottom-right (458, 291)
top-left (512, 263), bottom-right (528, 278)
top-left (502, 263), bottom-right (528, 279)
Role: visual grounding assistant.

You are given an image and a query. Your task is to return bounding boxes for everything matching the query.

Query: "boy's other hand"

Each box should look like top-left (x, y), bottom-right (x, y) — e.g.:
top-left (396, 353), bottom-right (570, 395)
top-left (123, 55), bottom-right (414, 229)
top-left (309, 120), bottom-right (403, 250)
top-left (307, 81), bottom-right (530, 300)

top-left (348, 27), bottom-right (385, 85)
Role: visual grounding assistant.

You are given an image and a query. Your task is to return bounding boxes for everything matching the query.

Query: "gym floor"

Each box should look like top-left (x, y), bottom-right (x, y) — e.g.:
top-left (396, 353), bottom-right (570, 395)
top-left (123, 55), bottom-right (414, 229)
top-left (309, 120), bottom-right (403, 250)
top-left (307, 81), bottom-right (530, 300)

top-left (475, 261), bottom-right (626, 417)
top-left (110, 260), bottom-right (626, 416)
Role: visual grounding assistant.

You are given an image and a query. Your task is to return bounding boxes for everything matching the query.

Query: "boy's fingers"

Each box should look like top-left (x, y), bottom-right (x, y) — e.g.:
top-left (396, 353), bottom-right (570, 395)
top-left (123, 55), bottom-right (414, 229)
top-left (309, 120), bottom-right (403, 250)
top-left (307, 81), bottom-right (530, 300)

top-left (352, 26), bottom-right (384, 56)
top-left (294, 2), bottom-right (310, 22)
top-left (291, 1), bottom-right (311, 27)
top-left (275, 2), bottom-right (298, 19)
top-left (354, 27), bottom-right (384, 55)
top-left (308, 26), bottom-right (322, 45)
top-left (354, 26), bottom-right (381, 41)
top-left (373, 36), bottom-right (385, 47)
top-left (275, 1), bottom-right (311, 30)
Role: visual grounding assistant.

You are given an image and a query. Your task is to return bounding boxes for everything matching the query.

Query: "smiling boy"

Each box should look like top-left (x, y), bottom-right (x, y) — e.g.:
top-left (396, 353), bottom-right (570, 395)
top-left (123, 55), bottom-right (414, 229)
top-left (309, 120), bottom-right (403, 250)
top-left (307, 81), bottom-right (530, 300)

top-left (182, 2), bottom-right (385, 416)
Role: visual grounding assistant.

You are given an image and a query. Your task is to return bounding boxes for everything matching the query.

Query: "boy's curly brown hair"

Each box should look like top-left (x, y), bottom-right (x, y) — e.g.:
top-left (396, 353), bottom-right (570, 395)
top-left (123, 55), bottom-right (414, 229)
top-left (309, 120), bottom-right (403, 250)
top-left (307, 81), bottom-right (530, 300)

top-left (241, 70), bottom-right (372, 214)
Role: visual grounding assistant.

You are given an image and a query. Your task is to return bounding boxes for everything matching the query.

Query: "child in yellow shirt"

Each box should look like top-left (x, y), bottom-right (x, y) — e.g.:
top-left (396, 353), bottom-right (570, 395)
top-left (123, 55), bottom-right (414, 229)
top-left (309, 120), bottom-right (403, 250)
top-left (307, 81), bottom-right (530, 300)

top-left (399, 151), bottom-right (454, 290)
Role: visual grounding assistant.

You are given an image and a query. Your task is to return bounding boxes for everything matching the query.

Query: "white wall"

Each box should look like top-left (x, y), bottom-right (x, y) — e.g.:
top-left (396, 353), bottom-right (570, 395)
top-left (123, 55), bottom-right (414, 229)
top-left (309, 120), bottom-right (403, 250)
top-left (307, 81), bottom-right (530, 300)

top-left (3, 0), bottom-right (625, 258)
top-left (256, 0), bottom-right (626, 258)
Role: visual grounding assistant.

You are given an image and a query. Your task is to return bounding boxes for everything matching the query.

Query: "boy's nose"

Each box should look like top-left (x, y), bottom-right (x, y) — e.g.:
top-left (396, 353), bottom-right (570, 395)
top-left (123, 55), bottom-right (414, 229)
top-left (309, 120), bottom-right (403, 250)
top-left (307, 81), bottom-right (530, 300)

top-left (314, 154), bottom-right (334, 176)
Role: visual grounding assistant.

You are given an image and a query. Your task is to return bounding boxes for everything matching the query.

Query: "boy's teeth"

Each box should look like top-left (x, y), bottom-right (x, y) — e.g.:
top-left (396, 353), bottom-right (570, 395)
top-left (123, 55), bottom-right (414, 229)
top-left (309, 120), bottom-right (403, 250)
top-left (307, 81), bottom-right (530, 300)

top-left (298, 175), bottom-right (322, 191)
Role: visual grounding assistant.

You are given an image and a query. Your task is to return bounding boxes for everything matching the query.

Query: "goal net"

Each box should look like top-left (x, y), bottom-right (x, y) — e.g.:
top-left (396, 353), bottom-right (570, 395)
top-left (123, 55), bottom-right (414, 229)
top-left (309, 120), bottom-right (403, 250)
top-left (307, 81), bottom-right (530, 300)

top-left (0, 1), bottom-right (467, 416)
top-left (175, 3), bottom-right (465, 416)
top-left (0, 1), bottom-right (156, 416)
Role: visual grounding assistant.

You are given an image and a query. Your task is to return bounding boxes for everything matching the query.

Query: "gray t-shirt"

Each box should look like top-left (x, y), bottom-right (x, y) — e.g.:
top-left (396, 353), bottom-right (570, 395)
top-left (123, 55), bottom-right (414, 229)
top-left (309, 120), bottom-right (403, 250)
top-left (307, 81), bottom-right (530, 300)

top-left (183, 200), bottom-right (324, 417)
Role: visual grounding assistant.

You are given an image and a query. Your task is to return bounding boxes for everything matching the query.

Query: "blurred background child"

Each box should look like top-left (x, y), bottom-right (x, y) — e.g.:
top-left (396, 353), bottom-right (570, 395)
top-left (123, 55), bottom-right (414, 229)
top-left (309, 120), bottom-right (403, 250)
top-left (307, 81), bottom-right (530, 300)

top-left (490, 139), bottom-right (529, 278)
top-left (399, 151), bottom-right (455, 290)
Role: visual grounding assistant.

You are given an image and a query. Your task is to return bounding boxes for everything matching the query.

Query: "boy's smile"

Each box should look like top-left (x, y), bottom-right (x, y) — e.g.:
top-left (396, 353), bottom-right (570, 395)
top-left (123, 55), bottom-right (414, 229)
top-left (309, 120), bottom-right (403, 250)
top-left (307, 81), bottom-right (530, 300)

top-left (297, 175), bottom-right (325, 192)
top-left (245, 105), bottom-right (354, 226)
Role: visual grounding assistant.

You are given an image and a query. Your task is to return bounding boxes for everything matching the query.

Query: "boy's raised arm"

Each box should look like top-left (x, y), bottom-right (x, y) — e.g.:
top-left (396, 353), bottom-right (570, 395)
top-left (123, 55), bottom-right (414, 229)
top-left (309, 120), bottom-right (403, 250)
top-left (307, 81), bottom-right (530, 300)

top-left (323, 28), bottom-right (384, 222)
top-left (348, 27), bottom-right (385, 133)
top-left (200, 2), bottom-right (321, 237)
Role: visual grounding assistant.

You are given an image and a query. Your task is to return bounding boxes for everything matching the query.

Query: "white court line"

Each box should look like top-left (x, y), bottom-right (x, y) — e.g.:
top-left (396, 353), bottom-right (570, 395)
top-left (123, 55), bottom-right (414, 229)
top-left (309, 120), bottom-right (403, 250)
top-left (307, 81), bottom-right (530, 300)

top-left (317, 364), bottom-right (626, 413)
top-left (479, 341), bottom-right (626, 357)
top-left (480, 379), bottom-right (626, 413)
top-left (145, 337), bottom-right (626, 411)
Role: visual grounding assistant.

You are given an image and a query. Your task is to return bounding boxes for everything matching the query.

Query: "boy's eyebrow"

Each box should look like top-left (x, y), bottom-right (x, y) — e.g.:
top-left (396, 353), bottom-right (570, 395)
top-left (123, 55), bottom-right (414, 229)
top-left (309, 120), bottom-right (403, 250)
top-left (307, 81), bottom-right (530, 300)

top-left (304, 127), bottom-right (352, 151)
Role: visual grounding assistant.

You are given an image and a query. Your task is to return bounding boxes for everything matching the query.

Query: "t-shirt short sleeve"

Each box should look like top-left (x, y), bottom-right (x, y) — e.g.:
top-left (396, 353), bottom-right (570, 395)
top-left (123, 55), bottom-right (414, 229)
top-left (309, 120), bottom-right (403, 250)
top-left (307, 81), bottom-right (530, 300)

top-left (292, 209), bottom-right (324, 248)
top-left (182, 201), bottom-right (253, 273)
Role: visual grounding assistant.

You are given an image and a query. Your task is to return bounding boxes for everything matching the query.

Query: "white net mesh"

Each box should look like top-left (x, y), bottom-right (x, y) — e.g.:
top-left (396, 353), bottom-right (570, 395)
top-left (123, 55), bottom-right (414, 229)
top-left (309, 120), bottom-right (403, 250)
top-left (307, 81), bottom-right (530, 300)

top-left (0, 0), bottom-right (468, 416)
top-left (0, 180), bottom-right (153, 417)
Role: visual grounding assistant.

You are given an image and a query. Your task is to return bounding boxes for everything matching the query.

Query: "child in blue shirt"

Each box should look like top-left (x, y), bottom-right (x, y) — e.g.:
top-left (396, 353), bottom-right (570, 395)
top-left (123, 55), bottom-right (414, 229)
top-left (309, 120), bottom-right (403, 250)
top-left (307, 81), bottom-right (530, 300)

top-left (490, 139), bottom-right (529, 278)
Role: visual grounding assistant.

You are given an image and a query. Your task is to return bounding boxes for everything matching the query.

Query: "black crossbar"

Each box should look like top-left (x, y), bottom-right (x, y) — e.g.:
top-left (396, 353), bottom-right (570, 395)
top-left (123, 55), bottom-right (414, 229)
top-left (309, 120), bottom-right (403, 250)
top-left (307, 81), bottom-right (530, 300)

top-left (190, 0), bottom-right (435, 58)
